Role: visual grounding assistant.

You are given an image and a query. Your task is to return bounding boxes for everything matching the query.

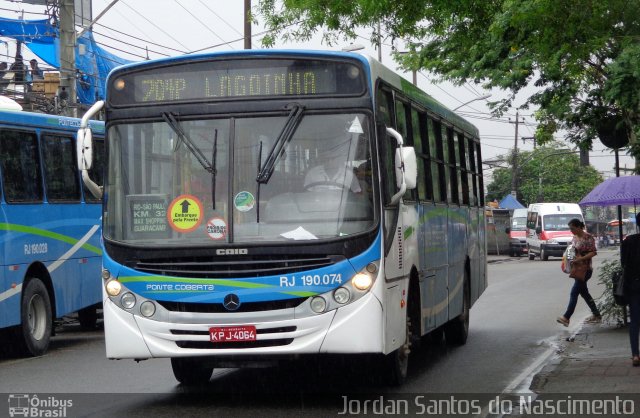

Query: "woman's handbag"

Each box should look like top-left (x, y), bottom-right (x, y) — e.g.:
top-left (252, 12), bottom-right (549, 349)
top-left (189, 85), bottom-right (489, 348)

top-left (561, 244), bottom-right (575, 274)
top-left (569, 260), bottom-right (589, 281)
top-left (612, 269), bottom-right (627, 306)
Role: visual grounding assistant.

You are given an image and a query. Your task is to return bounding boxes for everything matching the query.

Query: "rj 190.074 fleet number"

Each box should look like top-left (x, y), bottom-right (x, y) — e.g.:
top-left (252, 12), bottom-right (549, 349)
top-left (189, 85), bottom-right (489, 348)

top-left (279, 274), bottom-right (343, 287)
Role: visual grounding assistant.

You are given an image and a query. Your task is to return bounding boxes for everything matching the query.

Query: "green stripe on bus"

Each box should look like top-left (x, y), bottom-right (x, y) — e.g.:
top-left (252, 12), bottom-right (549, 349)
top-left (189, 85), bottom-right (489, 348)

top-left (0, 223), bottom-right (102, 255)
top-left (119, 276), bottom-right (323, 297)
top-left (119, 275), bottom-right (272, 289)
top-left (282, 290), bottom-right (318, 297)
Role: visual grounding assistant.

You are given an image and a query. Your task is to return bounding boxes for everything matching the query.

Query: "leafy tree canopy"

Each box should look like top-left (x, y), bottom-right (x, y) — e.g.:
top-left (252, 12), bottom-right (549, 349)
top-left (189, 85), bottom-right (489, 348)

top-left (485, 143), bottom-right (603, 206)
top-left (257, 0), bottom-right (640, 168)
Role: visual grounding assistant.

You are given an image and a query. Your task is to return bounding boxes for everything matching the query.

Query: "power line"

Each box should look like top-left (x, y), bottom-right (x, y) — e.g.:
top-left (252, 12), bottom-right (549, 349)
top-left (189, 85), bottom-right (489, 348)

top-left (93, 21), bottom-right (187, 55)
top-left (173, 0), bottom-right (232, 50)
top-left (91, 28), bottom-right (171, 58)
top-left (417, 71), bottom-right (484, 114)
top-left (0, 6), bottom-right (47, 16)
top-left (197, 0), bottom-right (243, 37)
top-left (119, 0), bottom-right (190, 51)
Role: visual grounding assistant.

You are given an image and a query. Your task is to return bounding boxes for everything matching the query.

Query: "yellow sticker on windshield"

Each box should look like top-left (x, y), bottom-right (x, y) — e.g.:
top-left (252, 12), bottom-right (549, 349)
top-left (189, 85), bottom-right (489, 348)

top-left (167, 194), bottom-right (203, 233)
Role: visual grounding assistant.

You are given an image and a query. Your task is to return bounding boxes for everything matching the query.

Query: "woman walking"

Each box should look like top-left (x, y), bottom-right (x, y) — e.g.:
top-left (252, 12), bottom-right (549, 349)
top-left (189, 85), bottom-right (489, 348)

top-left (556, 218), bottom-right (602, 327)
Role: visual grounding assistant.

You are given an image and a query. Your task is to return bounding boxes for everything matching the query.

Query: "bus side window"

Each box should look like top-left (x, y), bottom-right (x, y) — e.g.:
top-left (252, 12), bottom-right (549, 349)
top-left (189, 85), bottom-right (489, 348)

top-left (42, 134), bottom-right (80, 202)
top-left (376, 87), bottom-right (397, 205)
top-left (395, 99), bottom-right (414, 202)
top-left (0, 129), bottom-right (43, 203)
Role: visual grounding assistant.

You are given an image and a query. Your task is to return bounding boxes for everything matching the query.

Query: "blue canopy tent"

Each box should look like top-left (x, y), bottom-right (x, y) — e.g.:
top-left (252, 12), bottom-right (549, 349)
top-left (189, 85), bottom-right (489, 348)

top-left (0, 17), bottom-right (132, 104)
top-left (499, 194), bottom-right (525, 210)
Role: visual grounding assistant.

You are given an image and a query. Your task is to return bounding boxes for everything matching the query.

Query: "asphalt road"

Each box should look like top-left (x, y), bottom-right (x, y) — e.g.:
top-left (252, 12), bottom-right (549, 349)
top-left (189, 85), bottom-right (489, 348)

top-left (0, 249), bottom-right (615, 417)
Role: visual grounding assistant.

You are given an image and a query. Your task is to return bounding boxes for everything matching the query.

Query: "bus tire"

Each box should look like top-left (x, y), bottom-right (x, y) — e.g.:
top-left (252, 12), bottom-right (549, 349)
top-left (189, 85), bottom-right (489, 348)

top-left (171, 358), bottom-right (213, 385)
top-left (445, 277), bottom-right (470, 346)
top-left (528, 247), bottom-right (535, 260)
top-left (18, 278), bottom-right (53, 356)
top-left (78, 305), bottom-right (98, 329)
top-left (382, 303), bottom-right (412, 386)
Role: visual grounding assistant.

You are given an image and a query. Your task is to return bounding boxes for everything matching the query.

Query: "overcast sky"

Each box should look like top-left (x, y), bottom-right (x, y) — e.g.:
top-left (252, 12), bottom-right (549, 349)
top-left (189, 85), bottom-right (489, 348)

top-left (2, 0), bottom-right (635, 180)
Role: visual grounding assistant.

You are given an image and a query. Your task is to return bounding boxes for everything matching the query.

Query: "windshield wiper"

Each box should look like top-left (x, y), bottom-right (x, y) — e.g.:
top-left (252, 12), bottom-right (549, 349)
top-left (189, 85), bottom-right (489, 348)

top-left (162, 112), bottom-right (218, 209)
top-left (162, 112), bottom-right (215, 175)
top-left (256, 103), bottom-right (304, 184)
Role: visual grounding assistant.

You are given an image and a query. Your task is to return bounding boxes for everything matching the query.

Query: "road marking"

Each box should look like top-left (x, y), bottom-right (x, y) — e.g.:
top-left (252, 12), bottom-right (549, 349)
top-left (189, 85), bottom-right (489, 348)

top-left (476, 326), bottom-right (583, 418)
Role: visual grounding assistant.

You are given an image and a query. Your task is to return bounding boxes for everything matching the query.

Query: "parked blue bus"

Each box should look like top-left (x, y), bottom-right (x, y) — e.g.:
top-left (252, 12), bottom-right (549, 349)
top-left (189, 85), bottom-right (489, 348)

top-left (0, 109), bottom-right (104, 356)
top-left (78, 49), bottom-right (487, 385)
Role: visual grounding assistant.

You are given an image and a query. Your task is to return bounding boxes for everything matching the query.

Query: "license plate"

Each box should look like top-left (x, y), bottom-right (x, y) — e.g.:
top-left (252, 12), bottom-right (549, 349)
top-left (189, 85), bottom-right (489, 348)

top-left (209, 325), bottom-right (257, 342)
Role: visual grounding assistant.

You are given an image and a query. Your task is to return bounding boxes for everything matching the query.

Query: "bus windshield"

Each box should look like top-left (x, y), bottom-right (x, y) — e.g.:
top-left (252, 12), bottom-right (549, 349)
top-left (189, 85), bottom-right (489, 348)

top-left (105, 113), bottom-right (374, 246)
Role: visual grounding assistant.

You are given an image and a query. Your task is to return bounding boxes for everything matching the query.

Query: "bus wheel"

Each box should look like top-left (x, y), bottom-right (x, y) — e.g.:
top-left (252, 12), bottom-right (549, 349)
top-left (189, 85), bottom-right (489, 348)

top-left (171, 358), bottom-right (213, 385)
top-left (18, 278), bottom-right (53, 356)
top-left (77, 305), bottom-right (98, 329)
top-left (445, 278), bottom-right (470, 346)
top-left (382, 308), bottom-right (411, 386)
top-left (528, 248), bottom-right (535, 260)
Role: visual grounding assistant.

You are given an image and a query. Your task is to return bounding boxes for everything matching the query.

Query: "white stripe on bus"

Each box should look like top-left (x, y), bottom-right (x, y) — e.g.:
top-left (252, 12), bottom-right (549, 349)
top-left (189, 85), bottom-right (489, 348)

top-left (0, 225), bottom-right (100, 303)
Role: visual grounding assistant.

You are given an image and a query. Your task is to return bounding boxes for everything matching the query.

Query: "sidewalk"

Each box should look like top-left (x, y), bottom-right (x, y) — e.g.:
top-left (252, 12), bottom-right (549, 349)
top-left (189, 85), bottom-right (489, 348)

top-left (531, 321), bottom-right (640, 393)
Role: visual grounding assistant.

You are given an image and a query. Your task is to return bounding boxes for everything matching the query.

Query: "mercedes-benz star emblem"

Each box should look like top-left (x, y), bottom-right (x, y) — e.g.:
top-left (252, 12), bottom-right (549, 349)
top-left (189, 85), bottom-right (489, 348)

top-left (223, 293), bottom-right (240, 311)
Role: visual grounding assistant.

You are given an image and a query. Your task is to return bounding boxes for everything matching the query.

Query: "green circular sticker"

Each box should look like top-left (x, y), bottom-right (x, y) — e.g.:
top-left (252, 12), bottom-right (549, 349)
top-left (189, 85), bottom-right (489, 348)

top-left (234, 191), bottom-right (255, 212)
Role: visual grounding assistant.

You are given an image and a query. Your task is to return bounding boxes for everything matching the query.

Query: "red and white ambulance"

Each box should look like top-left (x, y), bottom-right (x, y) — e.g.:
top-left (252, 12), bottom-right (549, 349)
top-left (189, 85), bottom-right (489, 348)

top-left (526, 203), bottom-right (584, 261)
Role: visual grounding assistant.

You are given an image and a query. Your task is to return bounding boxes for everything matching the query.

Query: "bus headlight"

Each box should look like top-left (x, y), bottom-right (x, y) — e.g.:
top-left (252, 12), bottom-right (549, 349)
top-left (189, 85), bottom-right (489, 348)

top-left (333, 287), bottom-right (350, 304)
top-left (352, 273), bottom-right (373, 291)
top-left (106, 280), bottom-right (122, 296)
top-left (310, 297), bottom-right (327, 313)
top-left (303, 260), bottom-right (380, 315)
top-left (101, 269), bottom-right (111, 280)
top-left (140, 301), bottom-right (156, 317)
top-left (121, 292), bottom-right (136, 309)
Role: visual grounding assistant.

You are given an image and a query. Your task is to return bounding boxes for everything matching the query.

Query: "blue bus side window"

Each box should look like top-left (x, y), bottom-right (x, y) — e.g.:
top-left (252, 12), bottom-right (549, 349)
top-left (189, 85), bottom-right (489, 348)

top-left (42, 134), bottom-right (80, 202)
top-left (0, 129), bottom-right (43, 203)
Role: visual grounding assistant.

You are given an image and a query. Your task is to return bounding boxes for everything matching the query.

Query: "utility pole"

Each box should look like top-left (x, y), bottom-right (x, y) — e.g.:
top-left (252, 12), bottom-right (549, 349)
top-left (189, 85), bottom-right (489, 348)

top-left (244, 0), bottom-right (251, 50)
top-left (59, 0), bottom-right (76, 117)
top-left (508, 110), bottom-right (525, 197)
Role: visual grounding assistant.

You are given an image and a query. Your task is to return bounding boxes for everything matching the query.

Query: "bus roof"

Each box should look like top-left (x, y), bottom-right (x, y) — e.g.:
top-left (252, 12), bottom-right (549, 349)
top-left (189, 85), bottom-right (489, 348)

top-left (107, 49), bottom-right (479, 138)
top-left (0, 109), bottom-right (104, 133)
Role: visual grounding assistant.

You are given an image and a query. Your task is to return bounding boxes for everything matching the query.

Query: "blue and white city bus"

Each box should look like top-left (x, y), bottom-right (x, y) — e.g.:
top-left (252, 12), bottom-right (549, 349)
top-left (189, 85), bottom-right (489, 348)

top-left (0, 109), bottom-right (104, 356)
top-left (78, 50), bottom-right (487, 385)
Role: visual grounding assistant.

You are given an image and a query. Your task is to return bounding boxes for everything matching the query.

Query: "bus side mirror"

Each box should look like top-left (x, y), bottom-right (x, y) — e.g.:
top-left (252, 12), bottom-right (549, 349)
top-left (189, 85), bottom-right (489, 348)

top-left (536, 226), bottom-right (542, 234)
top-left (395, 146), bottom-right (417, 190)
top-left (505, 227), bottom-right (511, 234)
top-left (77, 127), bottom-right (93, 171)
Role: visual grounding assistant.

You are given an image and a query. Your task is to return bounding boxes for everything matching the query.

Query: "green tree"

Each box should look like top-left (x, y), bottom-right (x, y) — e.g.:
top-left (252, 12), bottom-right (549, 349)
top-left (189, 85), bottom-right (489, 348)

top-left (485, 144), bottom-right (603, 206)
top-left (257, 0), bottom-right (640, 170)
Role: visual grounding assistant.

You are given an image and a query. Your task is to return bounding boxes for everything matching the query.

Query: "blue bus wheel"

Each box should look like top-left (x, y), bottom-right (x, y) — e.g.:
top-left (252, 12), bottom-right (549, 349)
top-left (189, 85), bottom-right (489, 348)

top-left (18, 278), bottom-right (52, 356)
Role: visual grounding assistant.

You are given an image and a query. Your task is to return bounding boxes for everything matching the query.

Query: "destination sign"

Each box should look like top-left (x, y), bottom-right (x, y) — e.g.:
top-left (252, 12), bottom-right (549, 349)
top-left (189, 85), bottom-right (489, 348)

top-left (109, 58), bottom-right (365, 105)
top-left (125, 194), bottom-right (169, 239)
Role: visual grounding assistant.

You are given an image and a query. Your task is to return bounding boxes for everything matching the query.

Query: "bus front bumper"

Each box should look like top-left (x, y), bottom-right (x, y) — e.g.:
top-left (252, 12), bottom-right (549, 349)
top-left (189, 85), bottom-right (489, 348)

top-left (103, 292), bottom-right (384, 360)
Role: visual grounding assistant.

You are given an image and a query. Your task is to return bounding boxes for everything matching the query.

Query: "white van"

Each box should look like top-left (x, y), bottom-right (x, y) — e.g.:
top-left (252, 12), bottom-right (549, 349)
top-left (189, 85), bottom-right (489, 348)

top-left (526, 203), bottom-right (584, 260)
top-left (506, 208), bottom-right (528, 257)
